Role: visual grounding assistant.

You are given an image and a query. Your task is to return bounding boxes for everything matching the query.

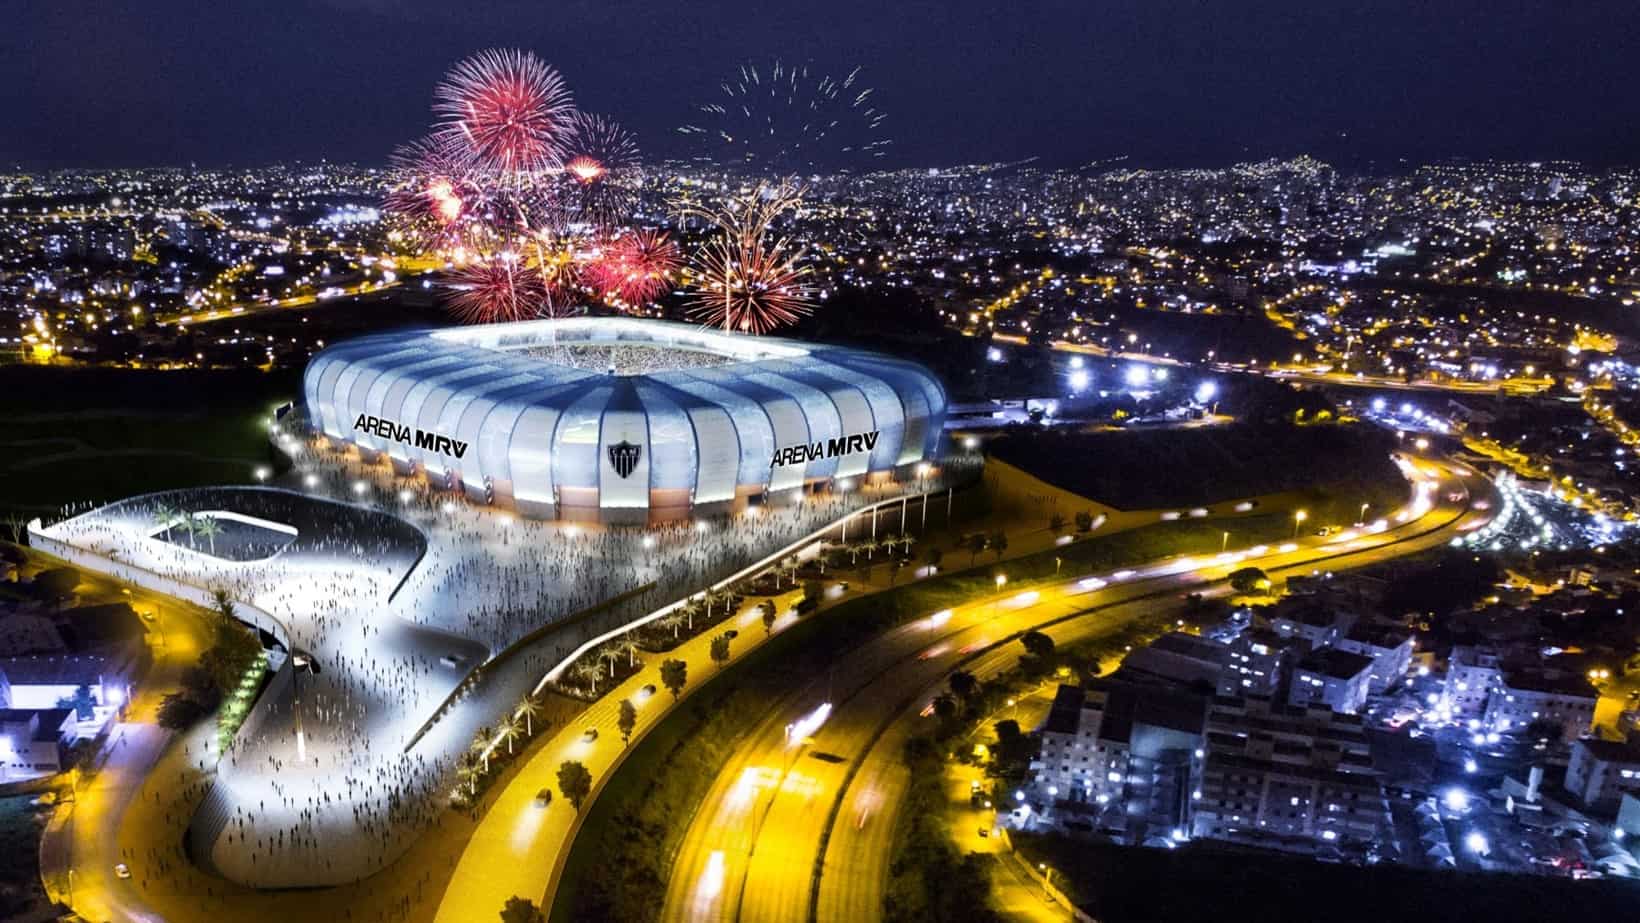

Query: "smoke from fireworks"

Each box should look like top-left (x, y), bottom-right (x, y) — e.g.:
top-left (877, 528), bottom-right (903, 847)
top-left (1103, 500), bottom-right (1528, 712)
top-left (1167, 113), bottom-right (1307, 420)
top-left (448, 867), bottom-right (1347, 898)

top-left (679, 59), bottom-right (890, 172)
top-left (679, 182), bottom-right (813, 334)
top-left (433, 49), bottom-right (576, 176)
top-left (561, 113), bottom-right (641, 229)
top-left (588, 229), bottom-right (680, 305)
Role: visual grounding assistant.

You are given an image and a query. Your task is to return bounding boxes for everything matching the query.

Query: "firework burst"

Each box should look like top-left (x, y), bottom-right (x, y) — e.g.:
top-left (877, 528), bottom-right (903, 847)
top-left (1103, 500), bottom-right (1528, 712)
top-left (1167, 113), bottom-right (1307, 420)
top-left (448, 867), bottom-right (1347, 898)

top-left (679, 183), bottom-right (812, 334)
top-left (679, 59), bottom-right (890, 172)
top-left (560, 113), bottom-right (642, 228)
top-left (445, 254), bottom-right (547, 324)
top-left (434, 49), bottom-right (576, 176)
top-left (589, 229), bottom-right (680, 305)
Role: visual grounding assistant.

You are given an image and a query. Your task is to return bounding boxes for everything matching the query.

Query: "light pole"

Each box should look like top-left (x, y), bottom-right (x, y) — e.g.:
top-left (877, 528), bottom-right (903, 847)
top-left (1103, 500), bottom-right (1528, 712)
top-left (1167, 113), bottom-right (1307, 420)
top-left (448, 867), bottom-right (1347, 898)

top-left (1221, 530), bottom-right (1230, 554)
top-left (1292, 509), bottom-right (1308, 539)
top-left (1358, 502), bottom-right (1370, 526)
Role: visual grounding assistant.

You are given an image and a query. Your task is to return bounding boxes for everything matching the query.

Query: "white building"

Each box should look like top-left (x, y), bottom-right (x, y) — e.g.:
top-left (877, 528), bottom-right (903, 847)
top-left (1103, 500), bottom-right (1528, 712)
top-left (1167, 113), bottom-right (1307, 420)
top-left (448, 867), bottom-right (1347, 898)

top-left (1443, 645), bottom-right (1504, 720)
top-left (1192, 697), bottom-right (1387, 853)
top-left (1033, 680), bottom-right (1207, 842)
top-left (1484, 669), bottom-right (1597, 742)
top-left (1288, 649), bottom-right (1374, 715)
top-left (1334, 622), bottom-right (1414, 695)
top-left (1565, 737), bottom-right (1640, 812)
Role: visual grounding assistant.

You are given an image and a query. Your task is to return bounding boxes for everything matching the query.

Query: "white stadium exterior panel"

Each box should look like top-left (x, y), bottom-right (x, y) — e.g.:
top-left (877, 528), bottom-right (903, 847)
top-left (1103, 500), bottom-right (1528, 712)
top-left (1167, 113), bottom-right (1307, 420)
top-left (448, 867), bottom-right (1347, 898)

top-left (301, 318), bottom-right (947, 523)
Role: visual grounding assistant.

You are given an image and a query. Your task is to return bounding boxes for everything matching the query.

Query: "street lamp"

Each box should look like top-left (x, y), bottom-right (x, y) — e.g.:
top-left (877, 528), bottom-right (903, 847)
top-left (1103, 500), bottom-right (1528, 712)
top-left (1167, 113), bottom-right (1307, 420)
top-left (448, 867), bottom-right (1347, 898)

top-left (1292, 509), bottom-right (1308, 539)
top-left (1358, 502), bottom-right (1369, 526)
top-left (1220, 530), bottom-right (1230, 553)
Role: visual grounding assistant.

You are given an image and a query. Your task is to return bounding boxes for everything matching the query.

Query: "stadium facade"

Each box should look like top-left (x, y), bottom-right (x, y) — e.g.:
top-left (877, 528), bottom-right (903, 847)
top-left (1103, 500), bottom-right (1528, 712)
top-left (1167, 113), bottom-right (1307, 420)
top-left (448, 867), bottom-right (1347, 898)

top-left (302, 318), bottom-right (947, 523)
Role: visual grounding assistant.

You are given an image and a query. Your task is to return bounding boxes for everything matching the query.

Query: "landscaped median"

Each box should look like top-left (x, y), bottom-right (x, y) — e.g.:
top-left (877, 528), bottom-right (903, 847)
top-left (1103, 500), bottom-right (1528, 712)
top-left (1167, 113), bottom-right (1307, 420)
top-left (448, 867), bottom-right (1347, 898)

top-left (544, 504), bottom-right (1396, 923)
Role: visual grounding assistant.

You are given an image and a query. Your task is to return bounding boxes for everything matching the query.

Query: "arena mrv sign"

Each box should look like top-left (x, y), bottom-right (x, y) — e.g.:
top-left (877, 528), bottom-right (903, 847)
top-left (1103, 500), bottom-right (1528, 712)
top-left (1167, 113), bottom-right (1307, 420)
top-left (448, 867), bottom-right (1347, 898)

top-left (770, 430), bottom-right (879, 468)
top-left (353, 414), bottom-right (469, 459)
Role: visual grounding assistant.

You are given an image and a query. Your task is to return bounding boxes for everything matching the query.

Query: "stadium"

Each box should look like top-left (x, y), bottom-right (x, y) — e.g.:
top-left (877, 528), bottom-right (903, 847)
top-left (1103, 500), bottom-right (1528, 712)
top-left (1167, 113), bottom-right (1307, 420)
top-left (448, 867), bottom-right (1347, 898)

top-left (302, 317), bottom-right (948, 523)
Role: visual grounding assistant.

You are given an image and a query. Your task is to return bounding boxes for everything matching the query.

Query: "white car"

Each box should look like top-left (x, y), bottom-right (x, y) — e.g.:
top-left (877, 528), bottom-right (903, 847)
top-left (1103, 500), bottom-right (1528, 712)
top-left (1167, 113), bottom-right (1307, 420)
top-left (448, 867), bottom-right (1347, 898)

top-left (114, 863), bottom-right (132, 880)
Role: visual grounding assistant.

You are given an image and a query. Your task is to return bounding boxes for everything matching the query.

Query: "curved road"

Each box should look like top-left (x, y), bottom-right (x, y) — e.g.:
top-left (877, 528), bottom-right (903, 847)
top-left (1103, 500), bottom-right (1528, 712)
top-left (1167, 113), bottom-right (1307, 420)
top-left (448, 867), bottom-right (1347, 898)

top-left (659, 460), bottom-right (1492, 923)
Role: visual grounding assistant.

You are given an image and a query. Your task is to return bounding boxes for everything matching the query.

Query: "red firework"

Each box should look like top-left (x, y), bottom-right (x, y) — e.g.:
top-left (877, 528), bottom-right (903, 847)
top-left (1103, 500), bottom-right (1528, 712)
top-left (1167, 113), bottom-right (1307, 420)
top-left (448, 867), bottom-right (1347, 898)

top-left (434, 49), bottom-right (576, 175)
top-left (386, 138), bottom-right (493, 251)
top-left (444, 255), bottom-right (546, 324)
top-left (590, 230), bottom-right (679, 305)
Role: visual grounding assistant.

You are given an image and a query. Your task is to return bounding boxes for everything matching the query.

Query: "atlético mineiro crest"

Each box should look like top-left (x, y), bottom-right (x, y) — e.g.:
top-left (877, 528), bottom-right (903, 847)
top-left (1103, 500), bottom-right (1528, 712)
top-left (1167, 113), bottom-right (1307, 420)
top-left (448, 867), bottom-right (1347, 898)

top-left (608, 440), bottom-right (642, 479)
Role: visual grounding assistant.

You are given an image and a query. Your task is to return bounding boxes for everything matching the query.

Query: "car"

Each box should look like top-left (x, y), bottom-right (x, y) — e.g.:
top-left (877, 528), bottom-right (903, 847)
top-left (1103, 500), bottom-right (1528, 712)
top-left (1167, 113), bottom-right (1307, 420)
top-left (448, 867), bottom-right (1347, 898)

top-left (977, 827), bottom-right (990, 838)
top-left (439, 654), bottom-right (466, 668)
top-left (1315, 526), bottom-right (1335, 537)
top-left (535, 788), bottom-right (553, 807)
top-left (114, 863), bottom-right (131, 880)
top-left (581, 727), bottom-right (599, 743)
top-left (837, 581), bottom-right (850, 592)
top-left (722, 629), bottom-right (739, 640)
top-left (637, 683), bottom-right (657, 701)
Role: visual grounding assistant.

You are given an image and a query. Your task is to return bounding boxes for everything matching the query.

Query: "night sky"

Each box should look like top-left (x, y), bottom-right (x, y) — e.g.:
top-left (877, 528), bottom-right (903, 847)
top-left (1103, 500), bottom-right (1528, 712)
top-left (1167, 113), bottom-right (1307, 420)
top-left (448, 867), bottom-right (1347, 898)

top-left (4, 0), bottom-right (1638, 170)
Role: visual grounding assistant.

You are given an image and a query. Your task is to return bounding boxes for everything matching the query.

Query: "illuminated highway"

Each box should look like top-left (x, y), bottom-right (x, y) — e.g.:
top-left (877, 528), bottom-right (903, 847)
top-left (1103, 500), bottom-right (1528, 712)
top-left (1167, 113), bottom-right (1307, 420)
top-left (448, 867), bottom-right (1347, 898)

top-left (660, 460), bottom-right (1492, 923)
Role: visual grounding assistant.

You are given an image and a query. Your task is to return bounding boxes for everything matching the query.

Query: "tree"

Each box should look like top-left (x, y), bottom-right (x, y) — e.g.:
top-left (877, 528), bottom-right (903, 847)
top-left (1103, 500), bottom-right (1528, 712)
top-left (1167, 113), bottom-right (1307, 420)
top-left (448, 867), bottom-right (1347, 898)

top-left (499, 896), bottom-right (545, 923)
top-left (964, 533), bottom-right (988, 565)
top-left (1229, 566), bottom-right (1271, 594)
top-left (557, 760), bottom-right (593, 810)
top-left (191, 514), bottom-right (223, 556)
top-left (760, 601), bottom-right (778, 635)
top-left (657, 610), bottom-right (687, 640)
top-left (617, 698), bottom-right (637, 744)
top-left (157, 692), bottom-right (209, 730)
top-left (709, 633), bottom-right (732, 670)
top-left (598, 646), bottom-right (621, 678)
top-left (570, 659), bottom-right (601, 696)
top-left (948, 670), bottom-right (979, 702)
top-left (989, 531), bottom-right (1008, 561)
top-left (618, 638), bottom-right (643, 668)
top-left (457, 753), bottom-right (481, 795)
top-left (500, 714), bottom-right (524, 755)
top-left (932, 694), bottom-right (958, 721)
top-left (516, 697), bottom-right (541, 737)
top-left (57, 684), bottom-right (98, 721)
top-left (1021, 630), bottom-right (1055, 659)
top-left (32, 567), bottom-right (80, 606)
top-left (660, 658), bottom-right (688, 699)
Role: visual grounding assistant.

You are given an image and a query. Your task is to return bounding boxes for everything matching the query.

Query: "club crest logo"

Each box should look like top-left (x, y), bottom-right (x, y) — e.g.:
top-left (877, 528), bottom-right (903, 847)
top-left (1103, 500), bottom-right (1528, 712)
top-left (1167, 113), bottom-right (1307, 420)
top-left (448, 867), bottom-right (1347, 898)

top-left (608, 440), bottom-right (642, 479)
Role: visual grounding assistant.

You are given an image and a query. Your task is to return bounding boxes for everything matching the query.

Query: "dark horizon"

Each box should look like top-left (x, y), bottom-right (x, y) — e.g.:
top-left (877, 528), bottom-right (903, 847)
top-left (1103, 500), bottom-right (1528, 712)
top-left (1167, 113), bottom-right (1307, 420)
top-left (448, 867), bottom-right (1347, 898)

top-left (4, 0), bottom-right (1640, 171)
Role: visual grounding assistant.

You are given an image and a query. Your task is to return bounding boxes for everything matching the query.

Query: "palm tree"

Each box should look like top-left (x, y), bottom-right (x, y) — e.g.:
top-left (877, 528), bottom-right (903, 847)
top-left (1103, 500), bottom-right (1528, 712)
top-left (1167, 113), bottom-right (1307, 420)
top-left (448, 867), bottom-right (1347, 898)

top-left (500, 714), bottom-right (524, 755)
top-left (571, 660), bottom-right (601, 695)
top-left (191, 515), bottom-right (223, 556)
top-left (900, 532), bottom-right (917, 556)
top-left (515, 697), bottom-right (542, 737)
top-left (457, 754), bottom-right (480, 796)
top-left (618, 638), bottom-right (643, 668)
top-left (150, 502), bottom-right (177, 532)
top-left (658, 610), bottom-right (687, 640)
top-left (598, 646), bottom-right (622, 678)
top-left (471, 728), bottom-right (493, 772)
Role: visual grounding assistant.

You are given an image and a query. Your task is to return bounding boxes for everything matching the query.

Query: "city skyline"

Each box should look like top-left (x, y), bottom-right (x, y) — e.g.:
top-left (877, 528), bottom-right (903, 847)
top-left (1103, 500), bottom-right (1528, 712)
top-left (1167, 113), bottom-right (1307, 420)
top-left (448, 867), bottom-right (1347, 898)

top-left (5, 0), bottom-right (1640, 169)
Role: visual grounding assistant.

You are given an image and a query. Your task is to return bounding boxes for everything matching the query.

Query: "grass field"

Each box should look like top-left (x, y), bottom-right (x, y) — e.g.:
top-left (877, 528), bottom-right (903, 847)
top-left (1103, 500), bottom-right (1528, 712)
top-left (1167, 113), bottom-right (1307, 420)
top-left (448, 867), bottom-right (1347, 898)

top-left (0, 794), bottom-right (49, 918)
top-left (0, 365), bottom-right (297, 516)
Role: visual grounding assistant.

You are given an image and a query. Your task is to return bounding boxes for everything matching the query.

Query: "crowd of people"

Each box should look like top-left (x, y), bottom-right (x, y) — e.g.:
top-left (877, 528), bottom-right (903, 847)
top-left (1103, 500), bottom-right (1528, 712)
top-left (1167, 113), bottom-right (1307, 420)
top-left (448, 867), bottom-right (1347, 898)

top-left (32, 420), bottom-right (977, 888)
